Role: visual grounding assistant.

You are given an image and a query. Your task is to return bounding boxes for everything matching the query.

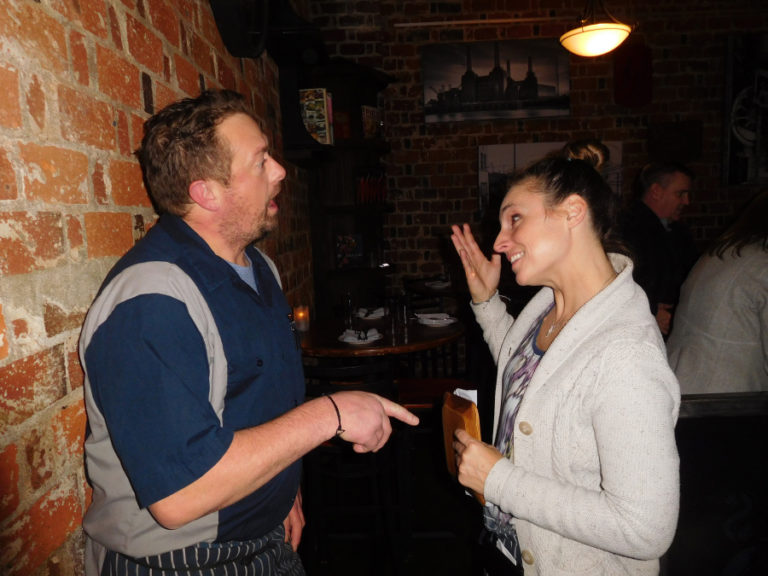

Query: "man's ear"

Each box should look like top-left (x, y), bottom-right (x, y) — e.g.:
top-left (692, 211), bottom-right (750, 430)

top-left (189, 180), bottom-right (220, 211)
top-left (564, 194), bottom-right (588, 227)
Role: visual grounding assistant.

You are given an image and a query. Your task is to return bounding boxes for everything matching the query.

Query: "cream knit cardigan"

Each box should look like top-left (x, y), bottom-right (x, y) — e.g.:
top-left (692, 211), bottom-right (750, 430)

top-left (473, 254), bottom-right (680, 576)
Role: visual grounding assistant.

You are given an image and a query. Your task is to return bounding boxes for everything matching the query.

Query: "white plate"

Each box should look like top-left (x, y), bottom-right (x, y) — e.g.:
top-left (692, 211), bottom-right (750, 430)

top-left (417, 317), bottom-right (457, 327)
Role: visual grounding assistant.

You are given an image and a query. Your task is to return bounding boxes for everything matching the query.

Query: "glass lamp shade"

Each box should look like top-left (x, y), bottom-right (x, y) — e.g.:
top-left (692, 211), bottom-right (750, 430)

top-left (559, 22), bottom-right (631, 57)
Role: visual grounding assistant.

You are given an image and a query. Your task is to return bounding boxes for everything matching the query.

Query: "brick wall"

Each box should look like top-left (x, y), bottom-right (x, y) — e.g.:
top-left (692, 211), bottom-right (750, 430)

top-left (311, 0), bottom-right (768, 281)
top-left (0, 1), bottom-right (311, 574)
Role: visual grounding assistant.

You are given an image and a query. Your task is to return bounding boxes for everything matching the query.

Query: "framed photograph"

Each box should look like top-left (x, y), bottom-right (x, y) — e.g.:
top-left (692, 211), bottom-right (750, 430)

top-left (478, 142), bottom-right (623, 217)
top-left (422, 39), bottom-right (570, 124)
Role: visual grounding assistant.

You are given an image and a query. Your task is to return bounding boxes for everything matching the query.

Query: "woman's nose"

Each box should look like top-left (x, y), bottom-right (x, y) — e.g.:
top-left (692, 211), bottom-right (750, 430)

top-left (493, 230), bottom-right (510, 254)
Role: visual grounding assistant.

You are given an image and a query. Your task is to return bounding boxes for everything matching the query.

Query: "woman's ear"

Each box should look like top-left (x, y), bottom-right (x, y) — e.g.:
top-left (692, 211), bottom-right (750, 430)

top-left (564, 194), bottom-right (588, 227)
top-left (188, 180), bottom-right (221, 211)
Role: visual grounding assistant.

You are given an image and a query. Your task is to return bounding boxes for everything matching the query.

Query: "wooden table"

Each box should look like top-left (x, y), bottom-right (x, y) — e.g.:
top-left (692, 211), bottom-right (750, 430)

top-left (300, 316), bottom-right (465, 358)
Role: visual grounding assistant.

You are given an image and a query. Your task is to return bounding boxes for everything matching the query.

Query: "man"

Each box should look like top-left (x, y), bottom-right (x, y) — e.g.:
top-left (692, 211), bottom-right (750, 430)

top-left (79, 90), bottom-right (418, 575)
top-left (620, 161), bottom-right (699, 336)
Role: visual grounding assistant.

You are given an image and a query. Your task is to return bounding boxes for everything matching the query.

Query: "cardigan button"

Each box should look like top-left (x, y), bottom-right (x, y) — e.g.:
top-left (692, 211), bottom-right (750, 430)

top-left (522, 549), bottom-right (535, 565)
top-left (518, 421), bottom-right (533, 435)
top-left (256, 359), bottom-right (263, 367)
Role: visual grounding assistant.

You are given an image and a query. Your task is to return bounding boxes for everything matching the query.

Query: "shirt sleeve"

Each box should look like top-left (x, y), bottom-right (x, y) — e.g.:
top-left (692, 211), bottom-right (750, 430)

top-left (85, 294), bottom-right (234, 508)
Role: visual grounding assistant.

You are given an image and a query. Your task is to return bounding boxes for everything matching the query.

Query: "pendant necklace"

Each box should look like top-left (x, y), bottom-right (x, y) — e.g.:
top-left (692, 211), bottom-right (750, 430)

top-left (544, 272), bottom-right (617, 338)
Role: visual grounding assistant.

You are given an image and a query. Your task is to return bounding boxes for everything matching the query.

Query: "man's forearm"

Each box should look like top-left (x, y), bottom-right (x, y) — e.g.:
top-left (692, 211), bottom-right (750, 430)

top-left (148, 396), bottom-right (336, 529)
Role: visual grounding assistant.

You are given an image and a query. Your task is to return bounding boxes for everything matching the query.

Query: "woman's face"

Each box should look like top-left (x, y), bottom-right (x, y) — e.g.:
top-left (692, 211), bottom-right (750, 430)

top-left (492, 180), bottom-right (570, 286)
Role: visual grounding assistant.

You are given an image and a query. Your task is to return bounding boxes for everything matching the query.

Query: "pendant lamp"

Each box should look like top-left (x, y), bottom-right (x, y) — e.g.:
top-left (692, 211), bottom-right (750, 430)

top-left (560, 0), bottom-right (631, 57)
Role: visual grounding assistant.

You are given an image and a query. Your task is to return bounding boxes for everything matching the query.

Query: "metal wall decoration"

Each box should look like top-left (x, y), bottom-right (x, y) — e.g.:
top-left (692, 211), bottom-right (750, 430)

top-left (722, 33), bottom-right (768, 185)
top-left (422, 39), bottom-right (570, 124)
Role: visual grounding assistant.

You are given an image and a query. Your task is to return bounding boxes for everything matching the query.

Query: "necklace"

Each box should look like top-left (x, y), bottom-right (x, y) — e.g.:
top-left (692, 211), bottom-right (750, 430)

top-left (544, 271), bottom-right (617, 338)
top-left (544, 310), bottom-right (573, 338)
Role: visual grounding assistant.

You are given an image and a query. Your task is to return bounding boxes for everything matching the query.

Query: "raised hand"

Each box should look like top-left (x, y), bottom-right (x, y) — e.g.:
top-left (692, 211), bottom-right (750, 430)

top-left (450, 223), bottom-right (501, 303)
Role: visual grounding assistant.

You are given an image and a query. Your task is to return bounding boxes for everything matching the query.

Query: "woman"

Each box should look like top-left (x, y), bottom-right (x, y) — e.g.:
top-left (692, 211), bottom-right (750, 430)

top-left (450, 156), bottom-right (680, 575)
top-left (667, 188), bottom-right (768, 393)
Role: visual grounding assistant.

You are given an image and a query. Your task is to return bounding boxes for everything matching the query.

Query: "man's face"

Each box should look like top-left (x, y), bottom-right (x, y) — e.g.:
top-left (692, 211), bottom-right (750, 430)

top-left (650, 171), bottom-right (691, 221)
top-left (216, 113), bottom-right (286, 245)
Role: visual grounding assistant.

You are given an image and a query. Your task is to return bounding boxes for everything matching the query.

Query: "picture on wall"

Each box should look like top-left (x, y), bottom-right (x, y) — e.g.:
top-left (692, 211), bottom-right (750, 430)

top-left (422, 39), bottom-right (570, 124)
top-left (477, 142), bottom-right (623, 217)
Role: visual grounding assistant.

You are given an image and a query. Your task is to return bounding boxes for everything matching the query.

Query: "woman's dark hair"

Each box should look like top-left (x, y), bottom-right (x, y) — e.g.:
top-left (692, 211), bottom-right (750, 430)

top-left (560, 139), bottom-right (610, 171)
top-left (709, 188), bottom-right (768, 258)
top-left (507, 156), bottom-right (626, 254)
top-left (136, 90), bottom-right (257, 216)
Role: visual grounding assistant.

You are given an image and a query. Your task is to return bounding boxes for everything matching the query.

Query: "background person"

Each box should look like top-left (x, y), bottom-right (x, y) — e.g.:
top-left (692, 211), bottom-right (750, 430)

top-left (667, 188), bottom-right (768, 393)
top-left (620, 161), bottom-right (699, 336)
top-left (79, 90), bottom-right (417, 576)
top-left (450, 156), bottom-right (680, 575)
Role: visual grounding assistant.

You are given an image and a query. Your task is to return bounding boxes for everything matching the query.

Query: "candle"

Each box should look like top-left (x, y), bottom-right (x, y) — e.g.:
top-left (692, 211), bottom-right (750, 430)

top-left (294, 305), bottom-right (310, 331)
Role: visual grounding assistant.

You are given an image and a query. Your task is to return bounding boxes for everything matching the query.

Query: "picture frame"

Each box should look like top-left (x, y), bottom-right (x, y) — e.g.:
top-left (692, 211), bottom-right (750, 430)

top-left (478, 141), bottom-right (623, 217)
top-left (422, 39), bottom-right (570, 124)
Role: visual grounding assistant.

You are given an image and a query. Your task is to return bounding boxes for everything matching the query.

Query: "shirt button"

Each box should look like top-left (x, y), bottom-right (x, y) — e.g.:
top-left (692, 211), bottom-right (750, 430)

top-left (518, 421), bottom-right (533, 435)
top-left (256, 359), bottom-right (263, 367)
top-left (522, 549), bottom-right (535, 565)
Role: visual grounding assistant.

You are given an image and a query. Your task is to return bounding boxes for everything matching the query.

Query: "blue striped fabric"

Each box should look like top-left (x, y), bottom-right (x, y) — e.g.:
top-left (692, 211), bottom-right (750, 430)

top-left (101, 526), bottom-right (305, 576)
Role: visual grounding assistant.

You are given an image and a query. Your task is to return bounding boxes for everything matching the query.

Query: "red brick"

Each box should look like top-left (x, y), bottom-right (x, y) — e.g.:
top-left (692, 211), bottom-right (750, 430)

top-left (58, 86), bottom-right (116, 150)
top-left (66, 348), bottom-right (84, 391)
top-left (0, 3), bottom-right (68, 76)
top-left (0, 65), bottom-right (22, 128)
top-left (0, 305), bottom-right (8, 362)
top-left (43, 302), bottom-right (86, 338)
top-left (19, 144), bottom-right (89, 205)
top-left (116, 109), bottom-right (132, 156)
top-left (0, 443), bottom-right (19, 520)
top-left (83, 211), bottom-right (134, 259)
top-left (155, 82), bottom-right (181, 112)
top-left (50, 0), bottom-right (109, 39)
top-left (149, 0), bottom-right (181, 48)
top-left (53, 400), bottom-right (87, 460)
top-left (131, 112), bottom-right (147, 153)
top-left (110, 159), bottom-right (150, 207)
top-left (26, 74), bottom-right (47, 131)
top-left (24, 426), bottom-right (54, 490)
top-left (92, 162), bottom-right (108, 205)
top-left (0, 149), bottom-right (17, 200)
top-left (0, 346), bottom-right (67, 428)
top-left (96, 45), bottom-right (142, 108)
top-left (126, 13), bottom-right (164, 74)
top-left (174, 53), bottom-right (200, 95)
top-left (66, 215), bottom-right (84, 253)
top-left (0, 212), bottom-right (64, 275)
top-left (107, 4), bottom-right (123, 49)
top-left (70, 30), bottom-right (90, 86)
top-left (0, 483), bottom-right (81, 576)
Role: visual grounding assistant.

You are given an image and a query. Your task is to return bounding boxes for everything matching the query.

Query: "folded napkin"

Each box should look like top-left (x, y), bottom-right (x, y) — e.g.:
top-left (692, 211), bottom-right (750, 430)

top-left (338, 328), bottom-right (381, 343)
top-left (356, 307), bottom-right (386, 319)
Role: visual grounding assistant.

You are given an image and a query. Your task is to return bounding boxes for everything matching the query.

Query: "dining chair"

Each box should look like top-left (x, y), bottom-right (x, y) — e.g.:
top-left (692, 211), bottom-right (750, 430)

top-left (300, 355), bottom-right (406, 575)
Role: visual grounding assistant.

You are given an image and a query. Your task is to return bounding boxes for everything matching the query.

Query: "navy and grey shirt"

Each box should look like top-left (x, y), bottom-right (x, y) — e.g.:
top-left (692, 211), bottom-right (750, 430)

top-left (80, 214), bottom-right (305, 559)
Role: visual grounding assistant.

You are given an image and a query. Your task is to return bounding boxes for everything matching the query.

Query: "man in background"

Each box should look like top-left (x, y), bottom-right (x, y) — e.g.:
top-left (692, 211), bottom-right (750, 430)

top-left (79, 89), bottom-right (417, 575)
top-left (620, 161), bottom-right (699, 336)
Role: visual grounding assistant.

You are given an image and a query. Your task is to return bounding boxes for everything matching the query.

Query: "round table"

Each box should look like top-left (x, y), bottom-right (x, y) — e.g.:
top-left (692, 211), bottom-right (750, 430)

top-left (300, 317), bottom-right (465, 358)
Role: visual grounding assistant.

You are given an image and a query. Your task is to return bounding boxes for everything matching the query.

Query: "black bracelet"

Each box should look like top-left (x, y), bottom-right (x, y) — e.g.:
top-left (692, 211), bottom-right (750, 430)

top-left (325, 394), bottom-right (345, 437)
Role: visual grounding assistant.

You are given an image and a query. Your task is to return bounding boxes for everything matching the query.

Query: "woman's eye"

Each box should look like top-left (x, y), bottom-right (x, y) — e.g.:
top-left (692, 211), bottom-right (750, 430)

top-left (510, 214), bottom-right (521, 224)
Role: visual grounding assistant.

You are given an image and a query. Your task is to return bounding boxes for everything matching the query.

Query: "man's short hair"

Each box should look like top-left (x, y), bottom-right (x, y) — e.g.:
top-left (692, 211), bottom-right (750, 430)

top-left (136, 90), bottom-right (257, 215)
top-left (635, 161), bottom-right (695, 199)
